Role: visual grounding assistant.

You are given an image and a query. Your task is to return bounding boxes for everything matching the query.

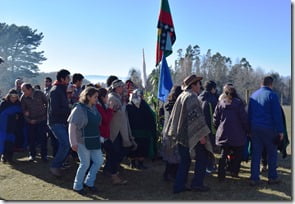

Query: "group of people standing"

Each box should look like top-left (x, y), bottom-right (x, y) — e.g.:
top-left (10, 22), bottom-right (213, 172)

top-left (0, 69), bottom-right (157, 195)
top-left (161, 74), bottom-right (288, 193)
top-left (0, 70), bottom-right (288, 195)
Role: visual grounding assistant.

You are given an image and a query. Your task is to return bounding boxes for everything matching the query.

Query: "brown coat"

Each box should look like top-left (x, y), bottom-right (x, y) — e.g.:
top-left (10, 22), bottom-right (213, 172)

top-left (108, 92), bottom-right (135, 147)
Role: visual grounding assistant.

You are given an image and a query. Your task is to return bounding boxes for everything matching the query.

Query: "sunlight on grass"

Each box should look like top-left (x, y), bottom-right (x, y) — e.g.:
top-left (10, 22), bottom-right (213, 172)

top-left (258, 188), bottom-right (291, 200)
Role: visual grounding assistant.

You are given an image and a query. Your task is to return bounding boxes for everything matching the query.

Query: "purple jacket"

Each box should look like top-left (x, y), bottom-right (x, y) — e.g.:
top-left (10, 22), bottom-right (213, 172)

top-left (213, 97), bottom-right (249, 147)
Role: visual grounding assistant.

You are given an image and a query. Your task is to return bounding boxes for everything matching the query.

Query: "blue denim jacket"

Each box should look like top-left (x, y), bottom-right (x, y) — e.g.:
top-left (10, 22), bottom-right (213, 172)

top-left (248, 86), bottom-right (284, 133)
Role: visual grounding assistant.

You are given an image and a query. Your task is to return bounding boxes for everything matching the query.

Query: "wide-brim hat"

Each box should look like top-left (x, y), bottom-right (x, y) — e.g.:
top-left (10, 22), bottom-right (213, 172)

top-left (182, 74), bottom-right (203, 90)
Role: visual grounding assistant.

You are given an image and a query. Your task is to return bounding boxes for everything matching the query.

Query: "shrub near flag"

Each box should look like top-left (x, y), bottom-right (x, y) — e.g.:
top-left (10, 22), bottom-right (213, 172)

top-left (156, 0), bottom-right (176, 66)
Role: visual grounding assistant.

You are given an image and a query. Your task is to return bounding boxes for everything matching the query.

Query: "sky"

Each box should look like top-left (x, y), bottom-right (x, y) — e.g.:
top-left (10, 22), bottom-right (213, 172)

top-left (1, 0), bottom-right (292, 78)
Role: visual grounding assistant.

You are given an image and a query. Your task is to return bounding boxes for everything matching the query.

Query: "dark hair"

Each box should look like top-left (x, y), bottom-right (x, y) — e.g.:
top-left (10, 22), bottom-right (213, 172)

top-left (125, 79), bottom-right (134, 85)
top-left (263, 76), bottom-right (273, 86)
top-left (106, 75), bottom-right (118, 87)
top-left (205, 80), bottom-right (216, 91)
top-left (22, 83), bottom-right (33, 90)
top-left (224, 86), bottom-right (238, 100)
top-left (5, 89), bottom-right (19, 101)
top-left (79, 87), bottom-right (98, 104)
top-left (97, 88), bottom-right (108, 109)
top-left (34, 85), bottom-right (41, 90)
top-left (168, 85), bottom-right (182, 101)
top-left (56, 69), bottom-right (70, 82)
top-left (72, 73), bottom-right (84, 84)
top-left (45, 77), bottom-right (52, 82)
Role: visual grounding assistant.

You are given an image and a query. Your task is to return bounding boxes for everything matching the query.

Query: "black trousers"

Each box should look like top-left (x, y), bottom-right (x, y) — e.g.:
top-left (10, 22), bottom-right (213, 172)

top-left (218, 145), bottom-right (244, 178)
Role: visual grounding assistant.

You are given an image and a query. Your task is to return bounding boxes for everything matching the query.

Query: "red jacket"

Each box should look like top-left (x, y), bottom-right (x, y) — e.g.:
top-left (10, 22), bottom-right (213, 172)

top-left (96, 104), bottom-right (113, 139)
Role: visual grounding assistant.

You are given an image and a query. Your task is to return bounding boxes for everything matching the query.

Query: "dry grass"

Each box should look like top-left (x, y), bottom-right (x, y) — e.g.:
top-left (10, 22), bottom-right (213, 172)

top-left (0, 106), bottom-right (292, 201)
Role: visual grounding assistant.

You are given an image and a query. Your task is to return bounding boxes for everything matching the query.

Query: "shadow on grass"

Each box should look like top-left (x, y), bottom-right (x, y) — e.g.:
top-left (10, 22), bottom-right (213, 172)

top-left (3, 151), bottom-right (292, 200)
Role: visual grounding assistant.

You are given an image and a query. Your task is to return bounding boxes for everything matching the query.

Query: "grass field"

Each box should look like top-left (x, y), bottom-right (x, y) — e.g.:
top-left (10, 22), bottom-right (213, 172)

top-left (0, 106), bottom-right (292, 201)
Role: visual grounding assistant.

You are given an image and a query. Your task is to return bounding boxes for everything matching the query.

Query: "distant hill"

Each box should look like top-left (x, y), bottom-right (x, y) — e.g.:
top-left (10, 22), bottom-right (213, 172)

top-left (85, 75), bottom-right (128, 84)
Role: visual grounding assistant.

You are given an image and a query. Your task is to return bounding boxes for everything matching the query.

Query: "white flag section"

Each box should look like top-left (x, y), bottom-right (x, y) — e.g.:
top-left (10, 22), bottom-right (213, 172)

top-left (142, 48), bottom-right (147, 88)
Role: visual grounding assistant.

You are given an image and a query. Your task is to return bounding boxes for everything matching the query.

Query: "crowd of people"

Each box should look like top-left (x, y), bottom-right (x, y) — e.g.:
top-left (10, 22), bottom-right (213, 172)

top-left (0, 69), bottom-right (289, 195)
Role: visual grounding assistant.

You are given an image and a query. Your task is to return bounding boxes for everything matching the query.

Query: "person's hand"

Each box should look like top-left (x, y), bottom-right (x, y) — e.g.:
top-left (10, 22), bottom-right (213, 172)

top-left (199, 136), bottom-right (207, 144)
top-left (24, 111), bottom-right (30, 117)
top-left (71, 145), bottom-right (78, 152)
top-left (279, 133), bottom-right (284, 141)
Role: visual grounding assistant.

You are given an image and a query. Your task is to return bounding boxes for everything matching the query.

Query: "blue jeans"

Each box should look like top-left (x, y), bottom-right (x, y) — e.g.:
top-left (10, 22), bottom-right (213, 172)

top-left (250, 126), bottom-right (278, 181)
top-left (49, 124), bottom-right (70, 168)
top-left (73, 143), bottom-right (103, 190)
top-left (173, 143), bottom-right (209, 192)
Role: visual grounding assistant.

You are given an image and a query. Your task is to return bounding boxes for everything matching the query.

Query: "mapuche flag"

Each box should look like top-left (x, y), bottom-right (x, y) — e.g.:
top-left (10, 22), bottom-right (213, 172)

top-left (156, 0), bottom-right (176, 66)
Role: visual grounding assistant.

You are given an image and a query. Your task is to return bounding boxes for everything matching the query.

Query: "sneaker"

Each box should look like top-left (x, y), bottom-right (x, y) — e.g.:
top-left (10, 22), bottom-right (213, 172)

top-left (73, 189), bottom-right (87, 196)
top-left (268, 178), bottom-right (281, 185)
top-left (1, 155), bottom-right (7, 163)
top-left (84, 184), bottom-right (98, 193)
top-left (191, 185), bottom-right (210, 192)
top-left (50, 167), bottom-right (62, 177)
top-left (28, 156), bottom-right (36, 162)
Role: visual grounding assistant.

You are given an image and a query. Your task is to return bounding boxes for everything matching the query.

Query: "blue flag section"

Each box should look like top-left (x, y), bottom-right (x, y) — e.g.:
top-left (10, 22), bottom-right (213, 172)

top-left (157, 55), bottom-right (173, 102)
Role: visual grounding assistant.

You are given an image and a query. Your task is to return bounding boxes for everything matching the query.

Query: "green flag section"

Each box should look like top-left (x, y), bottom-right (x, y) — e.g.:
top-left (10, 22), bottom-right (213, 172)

top-left (156, 0), bottom-right (176, 66)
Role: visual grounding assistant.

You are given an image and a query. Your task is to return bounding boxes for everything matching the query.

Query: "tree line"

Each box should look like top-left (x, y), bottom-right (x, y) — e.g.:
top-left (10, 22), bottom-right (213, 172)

top-left (0, 23), bottom-right (291, 105)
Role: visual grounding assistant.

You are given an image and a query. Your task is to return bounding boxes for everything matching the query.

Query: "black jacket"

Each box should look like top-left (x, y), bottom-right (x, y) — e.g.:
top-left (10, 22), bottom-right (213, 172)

top-left (47, 84), bottom-right (71, 125)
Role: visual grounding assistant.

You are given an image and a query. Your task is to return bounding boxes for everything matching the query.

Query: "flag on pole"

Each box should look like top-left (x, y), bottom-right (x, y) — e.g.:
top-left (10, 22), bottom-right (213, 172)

top-left (142, 49), bottom-right (147, 88)
top-left (156, 0), bottom-right (176, 66)
top-left (157, 55), bottom-right (173, 102)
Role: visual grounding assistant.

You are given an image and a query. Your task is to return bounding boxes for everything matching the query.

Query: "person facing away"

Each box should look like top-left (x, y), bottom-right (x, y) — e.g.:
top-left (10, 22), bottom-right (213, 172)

top-left (248, 76), bottom-right (284, 186)
top-left (213, 85), bottom-right (249, 180)
top-left (162, 85), bottom-right (183, 182)
top-left (47, 69), bottom-right (71, 177)
top-left (68, 87), bottom-right (103, 195)
top-left (164, 74), bottom-right (214, 193)
top-left (198, 80), bottom-right (219, 174)
top-left (20, 83), bottom-right (48, 162)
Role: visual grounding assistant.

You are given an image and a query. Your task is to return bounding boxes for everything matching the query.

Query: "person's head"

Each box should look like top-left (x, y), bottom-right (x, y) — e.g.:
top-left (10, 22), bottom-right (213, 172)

top-left (15, 78), bottom-right (23, 90)
top-left (262, 76), bottom-right (274, 88)
top-left (223, 85), bottom-right (238, 100)
top-left (79, 87), bottom-right (98, 106)
top-left (21, 83), bottom-right (33, 97)
top-left (205, 80), bottom-right (217, 94)
top-left (97, 88), bottom-right (108, 106)
top-left (168, 85), bottom-right (183, 101)
top-left (111, 79), bottom-right (124, 95)
top-left (56, 69), bottom-right (71, 85)
top-left (66, 84), bottom-right (75, 99)
top-left (5, 89), bottom-right (19, 103)
top-left (72, 73), bottom-right (84, 88)
top-left (44, 77), bottom-right (52, 88)
top-left (182, 74), bottom-right (203, 94)
top-left (106, 75), bottom-right (118, 87)
top-left (129, 89), bottom-right (142, 108)
top-left (34, 85), bottom-right (41, 90)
